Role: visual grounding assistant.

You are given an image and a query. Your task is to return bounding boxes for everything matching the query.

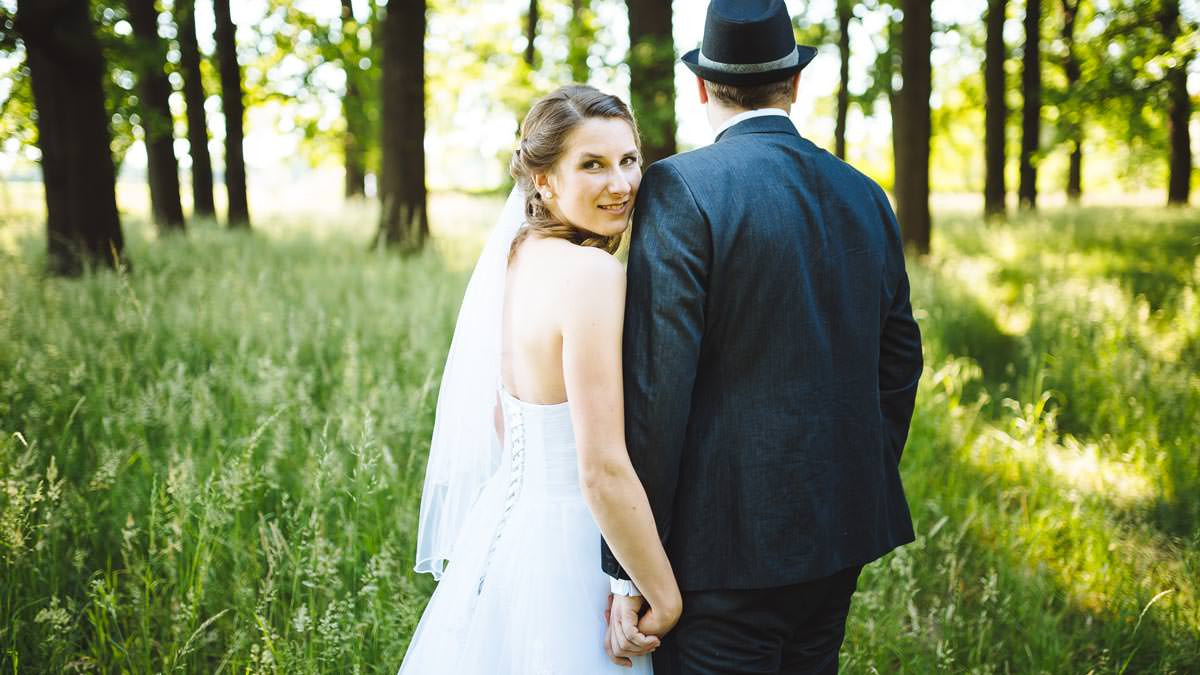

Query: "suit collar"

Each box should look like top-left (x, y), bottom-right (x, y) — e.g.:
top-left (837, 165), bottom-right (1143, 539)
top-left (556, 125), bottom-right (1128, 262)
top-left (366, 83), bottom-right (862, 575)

top-left (715, 114), bottom-right (799, 143)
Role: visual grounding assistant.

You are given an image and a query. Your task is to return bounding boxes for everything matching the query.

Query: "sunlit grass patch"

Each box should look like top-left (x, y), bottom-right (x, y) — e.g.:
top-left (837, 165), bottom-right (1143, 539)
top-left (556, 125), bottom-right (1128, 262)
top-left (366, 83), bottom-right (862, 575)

top-left (2, 198), bottom-right (1198, 672)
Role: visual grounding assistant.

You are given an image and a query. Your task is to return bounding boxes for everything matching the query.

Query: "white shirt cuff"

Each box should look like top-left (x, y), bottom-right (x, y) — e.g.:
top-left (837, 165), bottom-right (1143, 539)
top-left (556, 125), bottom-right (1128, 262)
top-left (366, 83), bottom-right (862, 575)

top-left (609, 576), bottom-right (641, 597)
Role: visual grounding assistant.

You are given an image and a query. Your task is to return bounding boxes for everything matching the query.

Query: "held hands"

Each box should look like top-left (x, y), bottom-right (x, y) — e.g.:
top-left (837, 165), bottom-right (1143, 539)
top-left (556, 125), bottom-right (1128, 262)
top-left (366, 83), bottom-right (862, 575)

top-left (603, 593), bottom-right (682, 667)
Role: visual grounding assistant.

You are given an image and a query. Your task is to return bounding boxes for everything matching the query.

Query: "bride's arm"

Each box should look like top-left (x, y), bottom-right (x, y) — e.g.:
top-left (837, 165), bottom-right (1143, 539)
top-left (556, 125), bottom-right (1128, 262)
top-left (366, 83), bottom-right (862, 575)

top-left (561, 249), bottom-right (682, 626)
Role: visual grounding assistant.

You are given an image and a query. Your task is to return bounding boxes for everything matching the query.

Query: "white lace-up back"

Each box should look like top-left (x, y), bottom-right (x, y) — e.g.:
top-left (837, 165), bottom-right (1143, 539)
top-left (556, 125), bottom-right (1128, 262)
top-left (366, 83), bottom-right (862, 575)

top-left (398, 387), bottom-right (651, 674)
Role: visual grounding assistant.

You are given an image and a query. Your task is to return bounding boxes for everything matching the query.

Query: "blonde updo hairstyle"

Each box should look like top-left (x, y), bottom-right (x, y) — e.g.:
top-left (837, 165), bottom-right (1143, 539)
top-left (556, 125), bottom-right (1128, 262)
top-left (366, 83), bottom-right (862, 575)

top-left (509, 85), bottom-right (641, 261)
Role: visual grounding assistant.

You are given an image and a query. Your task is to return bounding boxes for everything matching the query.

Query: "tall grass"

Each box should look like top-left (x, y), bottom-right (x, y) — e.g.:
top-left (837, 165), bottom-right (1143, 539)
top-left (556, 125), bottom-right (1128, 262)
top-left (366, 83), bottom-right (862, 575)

top-left (2, 200), bottom-right (1198, 672)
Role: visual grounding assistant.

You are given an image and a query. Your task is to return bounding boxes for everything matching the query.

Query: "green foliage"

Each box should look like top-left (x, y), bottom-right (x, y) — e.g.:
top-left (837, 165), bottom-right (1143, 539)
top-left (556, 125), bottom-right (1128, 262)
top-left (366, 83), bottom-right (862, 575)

top-left (0, 205), bottom-right (476, 671)
top-left (846, 205), bottom-right (1200, 672)
top-left (249, 0), bottom-right (382, 170)
top-left (1076, 0), bottom-right (1198, 186)
top-left (2, 197), bottom-right (1198, 671)
top-left (566, 0), bottom-right (597, 85)
top-left (91, 3), bottom-right (146, 173)
top-left (0, 3), bottom-right (144, 169)
top-left (0, 52), bottom-right (35, 152)
top-left (626, 33), bottom-right (674, 149)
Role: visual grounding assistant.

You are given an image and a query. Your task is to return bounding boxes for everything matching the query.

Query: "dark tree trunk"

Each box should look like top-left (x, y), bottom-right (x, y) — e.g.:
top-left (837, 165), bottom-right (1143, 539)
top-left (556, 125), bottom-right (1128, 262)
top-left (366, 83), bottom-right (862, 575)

top-left (984, 0), bottom-right (1008, 217)
top-left (1163, 0), bottom-right (1192, 205)
top-left (1060, 0), bottom-right (1082, 203)
top-left (568, 0), bottom-right (592, 84)
top-left (835, 0), bottom-right (851, 160)
top-left (341, 0), bottom-right (366, 198)
top-left (214, 0), bottom-right (249, 227)
top-left (176, 0), bottom-right (215, 217)
top-left (375, 0), bottom-right (428, 251)
top-left (17, 0), bottom-right (124, 275)
top-left (128, 0), bottom-right (185, 231)
top-left (627, 0), bottom-right (676, 164)
top-left (893, 0), bottom-right (931, 254)
top-left (525, 0), bottom-right (538, 67)
top-left (1019, 0), bottom-right (1041, 210)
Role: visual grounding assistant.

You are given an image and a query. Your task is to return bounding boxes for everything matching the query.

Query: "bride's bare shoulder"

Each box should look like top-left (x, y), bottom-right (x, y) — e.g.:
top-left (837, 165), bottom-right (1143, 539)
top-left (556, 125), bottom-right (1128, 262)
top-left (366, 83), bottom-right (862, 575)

top-left (521, 237), bottom-right (624, 291)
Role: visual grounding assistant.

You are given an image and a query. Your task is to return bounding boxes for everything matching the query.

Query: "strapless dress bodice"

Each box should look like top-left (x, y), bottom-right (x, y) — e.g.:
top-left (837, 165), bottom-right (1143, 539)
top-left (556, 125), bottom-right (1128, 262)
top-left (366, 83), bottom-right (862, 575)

top-left (497, 386), bottom-right (579, 501)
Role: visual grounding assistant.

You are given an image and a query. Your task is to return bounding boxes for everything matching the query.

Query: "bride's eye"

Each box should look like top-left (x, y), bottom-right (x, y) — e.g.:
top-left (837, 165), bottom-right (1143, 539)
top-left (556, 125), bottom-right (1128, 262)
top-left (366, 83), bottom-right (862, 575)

top-left (582, 160), bottom-right (602, 170)
top-left (620, 156), bottom-right (638, 166)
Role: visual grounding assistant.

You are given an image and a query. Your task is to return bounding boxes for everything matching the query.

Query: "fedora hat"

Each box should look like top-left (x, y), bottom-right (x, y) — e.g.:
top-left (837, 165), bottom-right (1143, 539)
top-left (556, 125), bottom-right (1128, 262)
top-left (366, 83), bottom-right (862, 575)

top-left (681, 0), bottom-right (818, 86)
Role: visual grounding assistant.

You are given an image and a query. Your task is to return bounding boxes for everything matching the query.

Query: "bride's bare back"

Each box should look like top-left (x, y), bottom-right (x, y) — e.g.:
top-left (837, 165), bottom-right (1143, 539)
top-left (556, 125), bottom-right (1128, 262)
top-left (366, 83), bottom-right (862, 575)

top-left (502, 236), bottom-right (610, 405)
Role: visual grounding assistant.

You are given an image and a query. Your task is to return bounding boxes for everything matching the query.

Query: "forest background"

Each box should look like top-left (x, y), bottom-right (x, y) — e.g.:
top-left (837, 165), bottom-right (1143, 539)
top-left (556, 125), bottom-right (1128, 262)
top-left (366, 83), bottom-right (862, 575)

top-left (1, 0), bottom-right (1199, 672)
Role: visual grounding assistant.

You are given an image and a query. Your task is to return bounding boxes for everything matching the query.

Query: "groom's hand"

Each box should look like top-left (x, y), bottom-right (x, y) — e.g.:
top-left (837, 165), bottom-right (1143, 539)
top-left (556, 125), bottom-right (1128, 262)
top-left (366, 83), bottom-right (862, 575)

top-left (605, 594), bottom-right (660, 666)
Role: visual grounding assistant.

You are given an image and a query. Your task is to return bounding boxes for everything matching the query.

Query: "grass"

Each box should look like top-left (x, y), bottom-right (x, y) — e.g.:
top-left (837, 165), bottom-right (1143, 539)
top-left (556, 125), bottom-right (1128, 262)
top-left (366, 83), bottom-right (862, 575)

top-left (1, 194), bottom-right (1198, 673)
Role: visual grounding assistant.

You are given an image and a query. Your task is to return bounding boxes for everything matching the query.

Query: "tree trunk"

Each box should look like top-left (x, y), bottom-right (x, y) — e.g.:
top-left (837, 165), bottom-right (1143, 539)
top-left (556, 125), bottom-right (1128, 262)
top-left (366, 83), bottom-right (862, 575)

top-left (375, 0), bottom-right (428, 251)
top-left (893, 0), bottom-right (931, 254)
top-left (1060, 0), bottom-right (1082, 203)
top-left (525, 0), bottom-right (538, 67)
top-left (984, 0), bottom-right (1008, 217)
top-left (17, 0), bottom-right (124, 275)
top-left (341, 0), bottom-right (366, 198)
top-left (835, 0), bottom-right (852, 160)
top-left (214, 0), bottom-right (249, 227)
top-left (568, 0), bottom-right (593, 84)
top-left (1019, 0), bottom-right (1041, 210)
top-left (627, 0), bottom-right (676, 164)
top-left (128, 0), bottom-right (185, 231)
top-left (1163, 0), bottom-right (1192, 205)
top-left (176, 0), bottom-right (215, 217)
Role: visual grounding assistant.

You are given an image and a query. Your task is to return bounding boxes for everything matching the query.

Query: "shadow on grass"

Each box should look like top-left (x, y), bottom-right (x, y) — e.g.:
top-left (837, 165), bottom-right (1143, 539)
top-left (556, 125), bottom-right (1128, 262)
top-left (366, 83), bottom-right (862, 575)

top-left (945, 207), bottom-right (1200, 314)
top-left (949, 452), bottom-right (1197, 673)
top-left (911, 267), bottom-right (1024, 398)
top-left (856, 391), bottom-right (1200, 673)
top-left (914, 211), bottom-right (1200, 543)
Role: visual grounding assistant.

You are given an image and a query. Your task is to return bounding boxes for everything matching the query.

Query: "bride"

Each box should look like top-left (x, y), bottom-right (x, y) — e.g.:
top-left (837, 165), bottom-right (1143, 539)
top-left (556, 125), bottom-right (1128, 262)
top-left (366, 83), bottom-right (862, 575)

top-left (398, 85), bottom-right (679, 674)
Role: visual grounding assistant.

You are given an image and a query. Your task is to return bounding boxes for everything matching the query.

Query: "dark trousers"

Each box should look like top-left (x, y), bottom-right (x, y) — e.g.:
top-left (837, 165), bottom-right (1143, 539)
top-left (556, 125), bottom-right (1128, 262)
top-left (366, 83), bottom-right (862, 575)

top-left (652, 566), bottom-right (863, 675)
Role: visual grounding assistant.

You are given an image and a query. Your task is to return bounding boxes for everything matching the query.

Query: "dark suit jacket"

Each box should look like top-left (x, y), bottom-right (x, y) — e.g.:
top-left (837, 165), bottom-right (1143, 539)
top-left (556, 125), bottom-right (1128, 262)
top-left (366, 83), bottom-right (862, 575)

top-left (601, 115), bottom-right (923, 591)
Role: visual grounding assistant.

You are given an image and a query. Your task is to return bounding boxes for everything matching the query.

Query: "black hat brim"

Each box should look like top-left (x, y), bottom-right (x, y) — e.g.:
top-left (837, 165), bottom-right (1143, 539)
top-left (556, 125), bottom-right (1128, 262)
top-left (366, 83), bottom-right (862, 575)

top-left (681, 45), bottom-right (817, 86)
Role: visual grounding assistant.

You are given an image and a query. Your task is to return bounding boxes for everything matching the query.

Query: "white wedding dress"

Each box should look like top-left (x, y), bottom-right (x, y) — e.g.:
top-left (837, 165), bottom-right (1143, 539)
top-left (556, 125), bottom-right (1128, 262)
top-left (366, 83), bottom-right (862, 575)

top-left (398, 385), bottom-right (653, 674)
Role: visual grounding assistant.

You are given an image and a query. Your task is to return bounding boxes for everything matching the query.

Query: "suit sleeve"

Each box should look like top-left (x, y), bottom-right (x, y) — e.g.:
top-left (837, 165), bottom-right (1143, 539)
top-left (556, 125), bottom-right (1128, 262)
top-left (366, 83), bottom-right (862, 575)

top-left (875, 186), bottom-right (923, 463)
top-left (601, 161), bottom-right (710, 579)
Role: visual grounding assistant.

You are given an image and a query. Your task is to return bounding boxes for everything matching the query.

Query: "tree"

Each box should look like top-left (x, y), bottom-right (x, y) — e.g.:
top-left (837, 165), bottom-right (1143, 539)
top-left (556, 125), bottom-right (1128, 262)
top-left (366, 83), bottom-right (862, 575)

top-left (985, 0), bottom-right (1008, 217)
top-left (127, 0), bottom-right (185, 231)
top-left (342, 0), bottom-right (367, 198)
top-left (16, 0), bottom-right (124, 275)
top-left (835, 0), bottom-right (853, 160)
top-left (214, 0), bottom-right (249, 227)
top-left (893, 0), bottom-right (931, 254)
top-left (525, 0), bottom-right (538, 67)
top-left (1019, 0), bottom-right (1041, 210)
top-left (1162, 0), bottom-right (1192, 205)
top-left (176, 0), bottom-right (215, 217)
top-left (1059, 0), bottom-right (1083, 203)
top-left (627, 0), bottom-right (676, 164)
top-left (376, 0), bottom-right (428, 251)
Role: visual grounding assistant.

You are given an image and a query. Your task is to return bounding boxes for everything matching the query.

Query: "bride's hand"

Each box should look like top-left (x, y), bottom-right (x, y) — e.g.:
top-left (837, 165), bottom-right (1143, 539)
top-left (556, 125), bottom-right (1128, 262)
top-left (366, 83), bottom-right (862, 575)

top-left (606, 594), bottom-right (660, 666)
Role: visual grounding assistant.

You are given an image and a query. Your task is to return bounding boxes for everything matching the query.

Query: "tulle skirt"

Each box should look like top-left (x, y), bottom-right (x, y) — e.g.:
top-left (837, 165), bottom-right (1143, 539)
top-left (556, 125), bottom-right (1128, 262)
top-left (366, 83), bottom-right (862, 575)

top-left (398, 471), bottom-right (653, 674)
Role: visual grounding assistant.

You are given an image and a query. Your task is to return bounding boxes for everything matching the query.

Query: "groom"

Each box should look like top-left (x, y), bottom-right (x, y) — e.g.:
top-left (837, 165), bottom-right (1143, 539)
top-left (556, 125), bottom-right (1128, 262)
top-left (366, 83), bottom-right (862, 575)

top-left (601, 0), bottom-right (924, 672)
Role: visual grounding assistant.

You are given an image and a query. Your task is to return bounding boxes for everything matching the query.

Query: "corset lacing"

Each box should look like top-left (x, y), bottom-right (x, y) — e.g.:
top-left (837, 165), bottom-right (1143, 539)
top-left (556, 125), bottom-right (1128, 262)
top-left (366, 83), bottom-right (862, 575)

top-left (476, 398), bottom-right (526, 595)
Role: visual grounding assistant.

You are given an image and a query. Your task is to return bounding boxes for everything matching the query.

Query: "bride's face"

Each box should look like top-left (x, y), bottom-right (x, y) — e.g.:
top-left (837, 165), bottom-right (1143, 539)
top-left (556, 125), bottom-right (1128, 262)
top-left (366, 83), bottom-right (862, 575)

top-left (538, 118), bottom-right (641, 237)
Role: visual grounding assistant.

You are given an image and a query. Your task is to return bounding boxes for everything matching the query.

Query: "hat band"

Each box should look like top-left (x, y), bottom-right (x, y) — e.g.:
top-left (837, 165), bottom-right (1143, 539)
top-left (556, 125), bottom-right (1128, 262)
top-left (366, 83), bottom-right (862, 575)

top-left (698, 45), bottom-right (799, 74)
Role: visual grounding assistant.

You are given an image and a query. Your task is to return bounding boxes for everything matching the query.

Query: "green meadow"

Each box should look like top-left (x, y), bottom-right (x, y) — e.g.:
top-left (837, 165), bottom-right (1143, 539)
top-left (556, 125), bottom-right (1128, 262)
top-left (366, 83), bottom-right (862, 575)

top-left (2, 195), bottom-right (1198, 673)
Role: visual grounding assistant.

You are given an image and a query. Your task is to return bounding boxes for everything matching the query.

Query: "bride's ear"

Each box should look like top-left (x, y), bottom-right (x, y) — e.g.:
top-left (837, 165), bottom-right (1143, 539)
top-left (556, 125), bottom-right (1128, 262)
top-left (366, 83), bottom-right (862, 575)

top-left (533, 172), bottom-right (556, 202)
